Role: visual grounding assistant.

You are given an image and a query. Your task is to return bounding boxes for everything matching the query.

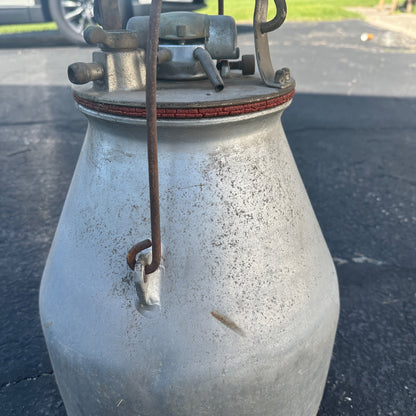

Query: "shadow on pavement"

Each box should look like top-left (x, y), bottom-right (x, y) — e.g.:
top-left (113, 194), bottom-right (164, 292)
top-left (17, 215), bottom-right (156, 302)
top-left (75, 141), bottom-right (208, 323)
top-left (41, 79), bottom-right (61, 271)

top-left (0, 31), bottom-right (78, 49)
top-left (284, 93), bottom-right (416, 415)
top-left (0, 85), bottom-right (415, 415)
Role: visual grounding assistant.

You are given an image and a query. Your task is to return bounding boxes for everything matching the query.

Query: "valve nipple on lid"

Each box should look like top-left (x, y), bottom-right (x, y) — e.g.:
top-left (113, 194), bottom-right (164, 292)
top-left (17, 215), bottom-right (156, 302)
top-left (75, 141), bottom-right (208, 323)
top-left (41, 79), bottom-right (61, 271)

top-left (193, 47), bottom-right (224, 92)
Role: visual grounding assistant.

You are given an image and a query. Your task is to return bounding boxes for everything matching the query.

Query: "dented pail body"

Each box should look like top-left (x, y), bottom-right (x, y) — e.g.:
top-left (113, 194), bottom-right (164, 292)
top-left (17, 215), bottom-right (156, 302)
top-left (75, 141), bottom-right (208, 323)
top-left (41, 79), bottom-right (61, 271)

top-left (39, 79), bottom-right (339, 415)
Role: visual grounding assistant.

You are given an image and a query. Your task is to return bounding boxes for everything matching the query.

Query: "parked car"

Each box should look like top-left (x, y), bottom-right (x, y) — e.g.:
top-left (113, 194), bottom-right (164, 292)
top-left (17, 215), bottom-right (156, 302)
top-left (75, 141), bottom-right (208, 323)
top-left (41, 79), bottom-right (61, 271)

top-left (0, 0), bottom-right (205, 44)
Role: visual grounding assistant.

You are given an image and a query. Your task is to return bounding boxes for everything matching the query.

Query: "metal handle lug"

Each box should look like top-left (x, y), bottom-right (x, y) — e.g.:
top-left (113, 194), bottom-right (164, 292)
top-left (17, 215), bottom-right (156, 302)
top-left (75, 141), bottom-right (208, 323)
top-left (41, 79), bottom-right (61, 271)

top-left (83, 26), bottom-right (139, 51)
top-left (67, 62), bottom-right (105, 85)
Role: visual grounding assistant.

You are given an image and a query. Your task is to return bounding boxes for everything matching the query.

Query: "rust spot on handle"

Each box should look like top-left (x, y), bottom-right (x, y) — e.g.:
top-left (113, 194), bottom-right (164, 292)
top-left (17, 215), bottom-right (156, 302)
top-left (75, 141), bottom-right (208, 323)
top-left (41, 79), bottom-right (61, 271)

top-left (211, 311), bottom-right (245, 337)
top-left (125, 0), bottom-right (163, 279)
top-left (126, 239), bottom-right (152, 271)
top-left (144, 0), bottom-right (163, 276)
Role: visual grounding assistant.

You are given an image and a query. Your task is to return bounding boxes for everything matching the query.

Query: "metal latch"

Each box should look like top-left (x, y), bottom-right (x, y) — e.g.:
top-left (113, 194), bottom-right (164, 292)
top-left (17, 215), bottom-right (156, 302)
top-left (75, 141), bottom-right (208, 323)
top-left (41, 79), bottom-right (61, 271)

top-left (254, 0), bottom-right (295, 90)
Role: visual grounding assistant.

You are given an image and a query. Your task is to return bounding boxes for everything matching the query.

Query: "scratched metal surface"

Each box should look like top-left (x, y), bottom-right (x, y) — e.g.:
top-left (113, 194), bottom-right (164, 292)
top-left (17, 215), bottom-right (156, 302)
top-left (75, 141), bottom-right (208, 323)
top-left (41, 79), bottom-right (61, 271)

top-left (39, 101), bottom-right (338, 415)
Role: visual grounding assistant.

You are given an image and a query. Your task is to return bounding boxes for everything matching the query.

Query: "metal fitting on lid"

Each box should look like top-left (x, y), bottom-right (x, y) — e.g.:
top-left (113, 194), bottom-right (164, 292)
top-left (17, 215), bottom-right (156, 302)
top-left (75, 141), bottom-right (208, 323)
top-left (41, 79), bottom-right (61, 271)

top-left (68, 62), bottom-right (104, 85)
top-left (83, 26), bottom-right (139, 51)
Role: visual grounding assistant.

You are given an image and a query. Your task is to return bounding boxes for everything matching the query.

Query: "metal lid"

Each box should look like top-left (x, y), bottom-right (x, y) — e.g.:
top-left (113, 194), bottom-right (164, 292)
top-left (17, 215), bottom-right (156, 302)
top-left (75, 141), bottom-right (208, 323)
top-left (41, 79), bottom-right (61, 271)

top-left (73, 75), bottom-right (295, 119)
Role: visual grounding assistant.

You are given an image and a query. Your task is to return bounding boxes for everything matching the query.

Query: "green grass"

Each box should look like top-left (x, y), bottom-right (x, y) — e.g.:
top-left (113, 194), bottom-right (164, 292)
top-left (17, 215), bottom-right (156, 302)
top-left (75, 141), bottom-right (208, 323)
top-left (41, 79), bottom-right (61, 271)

top-left (287, 0), bottom-right (377, 21)
top-left (0, 0), bottom-right (408, 35)
top-left (198, 0), bottom-right (379, 21)
top-left (0, 22), bottom-right (57, 34)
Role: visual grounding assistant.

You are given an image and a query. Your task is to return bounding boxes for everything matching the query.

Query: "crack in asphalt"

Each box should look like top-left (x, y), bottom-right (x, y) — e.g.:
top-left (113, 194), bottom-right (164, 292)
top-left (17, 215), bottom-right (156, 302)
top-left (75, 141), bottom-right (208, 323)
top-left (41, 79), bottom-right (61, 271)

top-left (0, 370), bottom-right (54, 389)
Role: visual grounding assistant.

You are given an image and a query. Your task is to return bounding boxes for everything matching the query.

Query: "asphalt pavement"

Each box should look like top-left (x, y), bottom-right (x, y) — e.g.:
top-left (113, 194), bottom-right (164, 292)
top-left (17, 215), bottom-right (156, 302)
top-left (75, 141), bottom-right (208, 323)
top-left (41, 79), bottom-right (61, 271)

top-left (0, 20), bottom-right (415, 415)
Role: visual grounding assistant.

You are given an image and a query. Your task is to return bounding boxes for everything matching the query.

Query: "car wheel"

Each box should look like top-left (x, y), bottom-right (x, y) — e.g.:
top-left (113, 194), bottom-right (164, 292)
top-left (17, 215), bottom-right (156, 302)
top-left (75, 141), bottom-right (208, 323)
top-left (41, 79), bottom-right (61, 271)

top-left (48, 0), bottom-right (95, 44)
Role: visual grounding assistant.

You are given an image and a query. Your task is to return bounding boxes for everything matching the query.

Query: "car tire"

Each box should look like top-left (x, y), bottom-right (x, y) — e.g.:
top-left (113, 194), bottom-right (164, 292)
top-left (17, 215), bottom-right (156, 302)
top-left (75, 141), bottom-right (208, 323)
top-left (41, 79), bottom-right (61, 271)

top-left (48, 0), bottom-right (95, 45)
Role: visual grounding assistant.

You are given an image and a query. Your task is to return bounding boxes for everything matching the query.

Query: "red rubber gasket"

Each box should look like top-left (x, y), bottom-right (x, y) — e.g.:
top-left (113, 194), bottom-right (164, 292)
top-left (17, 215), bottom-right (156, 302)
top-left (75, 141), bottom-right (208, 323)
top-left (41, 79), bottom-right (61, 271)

top-left (74, 89), bottom-right (295, 119)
